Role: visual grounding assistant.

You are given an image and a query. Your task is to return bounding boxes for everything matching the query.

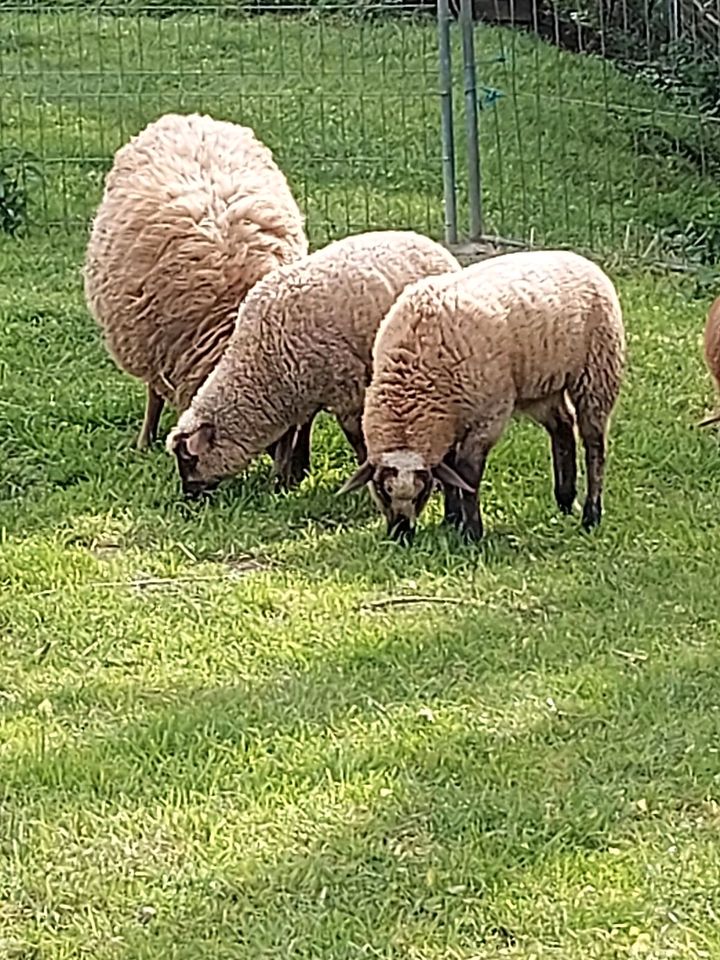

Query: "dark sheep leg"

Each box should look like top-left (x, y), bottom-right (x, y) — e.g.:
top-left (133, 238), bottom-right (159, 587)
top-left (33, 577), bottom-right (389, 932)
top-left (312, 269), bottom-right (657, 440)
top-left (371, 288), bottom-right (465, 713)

top-left (571, 381), bottom-right (614, 531)
top-left (441, 448), bottom-right (464, 529)
top-left (441, 446), bottom-right (488, 543)
top-left (338, 411), bottom-right (367, 464)
top-left (544, 399), bottom-right (578, 515)
top-left (579, 427), bottom-right (606, 530)
top-left (272, 415), bottom-right (316, 490)
top-left (137, 385), bottom-right (165, 450)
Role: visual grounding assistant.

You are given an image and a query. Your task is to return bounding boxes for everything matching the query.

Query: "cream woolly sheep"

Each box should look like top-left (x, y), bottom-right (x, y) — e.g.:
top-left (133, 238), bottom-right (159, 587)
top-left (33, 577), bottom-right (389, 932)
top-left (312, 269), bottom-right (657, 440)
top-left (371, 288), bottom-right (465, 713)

top-left (699, 296), bottom-right (720, 427)
top-left (340, 249), bottom-right (625, 543)
top-left (83, 112), bottom-right (308, 452)
top-left (165, 230), bottom-right (460, 497)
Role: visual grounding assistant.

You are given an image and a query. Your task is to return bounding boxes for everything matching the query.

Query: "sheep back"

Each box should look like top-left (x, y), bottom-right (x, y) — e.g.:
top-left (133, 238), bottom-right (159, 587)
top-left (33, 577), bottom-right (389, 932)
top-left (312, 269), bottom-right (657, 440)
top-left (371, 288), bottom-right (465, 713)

top-left (172, 230), bottom-right (460, 480)
top-left (365, 249), bottom-right (625, 464)
top-left (83, 112), bottom-right (308, 411)
top-left (192, 229), bottom-right (461, 424)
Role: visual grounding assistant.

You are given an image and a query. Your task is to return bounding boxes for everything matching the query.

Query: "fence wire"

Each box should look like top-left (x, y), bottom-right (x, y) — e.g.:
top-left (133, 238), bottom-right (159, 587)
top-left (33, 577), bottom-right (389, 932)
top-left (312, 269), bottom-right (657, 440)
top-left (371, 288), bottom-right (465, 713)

top-left (0, 0), bottom-right (718, 267)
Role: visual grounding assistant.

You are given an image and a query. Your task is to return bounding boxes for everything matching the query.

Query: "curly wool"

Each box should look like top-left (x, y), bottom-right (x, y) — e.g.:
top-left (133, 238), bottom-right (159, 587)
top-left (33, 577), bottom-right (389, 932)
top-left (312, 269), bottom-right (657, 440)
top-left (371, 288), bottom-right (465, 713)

top-left (364, 249), bottom-right (626, 466)
top-left (705, 297), bottom-right (720, 394)
top-left (167, 230), bottom-right (460, 486)
top-left (83, 112), bottom-right (308, 413)
top-left (699, 296), bottom-right (720, 427)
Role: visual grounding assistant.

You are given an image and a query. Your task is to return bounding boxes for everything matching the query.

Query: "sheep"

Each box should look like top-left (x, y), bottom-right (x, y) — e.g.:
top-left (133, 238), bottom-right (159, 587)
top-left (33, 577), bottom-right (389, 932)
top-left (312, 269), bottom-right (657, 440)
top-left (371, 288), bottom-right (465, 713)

top-left (699, 296), bottom-right (720, 428)
top-left (83, 111), bottom-right (308, 455)
top-left (340, 249), bottom-right (626, 544)
top-left (165, 230), bottom-right (461, 497)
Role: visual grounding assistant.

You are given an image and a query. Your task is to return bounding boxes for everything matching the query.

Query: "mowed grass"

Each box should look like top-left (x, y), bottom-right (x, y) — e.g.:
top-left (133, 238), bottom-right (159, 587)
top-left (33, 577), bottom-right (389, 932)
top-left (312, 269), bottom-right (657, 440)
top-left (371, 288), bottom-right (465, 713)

top-left (1, 227), bottom-right (720, 959)
top-left (2, 8), bottom-right (720, 959)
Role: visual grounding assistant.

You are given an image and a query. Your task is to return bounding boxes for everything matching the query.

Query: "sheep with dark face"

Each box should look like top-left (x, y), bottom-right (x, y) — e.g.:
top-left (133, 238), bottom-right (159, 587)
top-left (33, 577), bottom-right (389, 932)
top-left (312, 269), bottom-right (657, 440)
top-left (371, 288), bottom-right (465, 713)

top-left (166, 230), bottom-right (460, 497)
top-left (341, 250), bottom-right (626, 544)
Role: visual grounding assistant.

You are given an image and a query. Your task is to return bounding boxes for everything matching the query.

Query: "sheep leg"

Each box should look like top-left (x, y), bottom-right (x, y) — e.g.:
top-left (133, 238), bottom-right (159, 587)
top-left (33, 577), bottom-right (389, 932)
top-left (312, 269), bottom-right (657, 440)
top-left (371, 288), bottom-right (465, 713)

top-left (441, 446), bottom-right (488, 543)
top-left (579, 423), bottom-right (606, 530)
top-left (137, 385), bottom-right (165, 450)
top-left (288, 417), bottom-right (315, 486)
top-left (338, 411), bottom-right (367, 464)
top-left (269, 427), bottom-right (295, 489)
top-left (272, 416), bottom-right (315, 490)
top-left (550, 422), bottom-right (578, 515)
top-left (572, 394), bottom-right (609, 531)
top-left (533, 395), bottom-right (578, 515)
top-left (265, 439), bottom-right (279, 460)
top-left (441, 448), bottom-right (465, 529)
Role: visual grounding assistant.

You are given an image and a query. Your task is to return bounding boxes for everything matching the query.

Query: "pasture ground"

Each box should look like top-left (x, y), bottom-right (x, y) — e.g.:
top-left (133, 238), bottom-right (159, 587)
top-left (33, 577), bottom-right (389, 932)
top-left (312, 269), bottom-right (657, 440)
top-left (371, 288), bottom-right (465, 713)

top-left (2, 231), bottom-right (720, 960)
top-left (2, 9), bottom-right (720, 960)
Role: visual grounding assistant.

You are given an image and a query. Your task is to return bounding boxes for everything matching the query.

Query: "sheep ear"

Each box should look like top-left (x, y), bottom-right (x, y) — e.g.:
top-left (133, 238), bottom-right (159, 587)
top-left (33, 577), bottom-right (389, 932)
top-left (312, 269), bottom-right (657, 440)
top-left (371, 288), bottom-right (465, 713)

top-left (184, 422), bottom-right (215, 457)
top-left (432, 461), bottom-right (475, 492)
top-left (338, 460), bottom-right (374, 494)
top-left (697, 412), bottom-right (720, 428)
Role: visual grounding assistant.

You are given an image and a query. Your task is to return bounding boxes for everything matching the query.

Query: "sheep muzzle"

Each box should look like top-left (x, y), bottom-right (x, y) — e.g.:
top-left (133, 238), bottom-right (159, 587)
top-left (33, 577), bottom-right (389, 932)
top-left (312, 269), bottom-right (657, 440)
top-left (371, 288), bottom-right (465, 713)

top-left (387, 514), bottom-right (415, 545)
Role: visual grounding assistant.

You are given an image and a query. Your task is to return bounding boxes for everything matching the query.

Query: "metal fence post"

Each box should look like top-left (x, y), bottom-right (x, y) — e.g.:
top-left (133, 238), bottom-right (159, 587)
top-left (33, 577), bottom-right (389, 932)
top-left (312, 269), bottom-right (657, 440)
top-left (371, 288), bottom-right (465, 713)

top-left (437, 0), bottom-right (458, 245)
top-left (459, 0), bottom-right (482, 241)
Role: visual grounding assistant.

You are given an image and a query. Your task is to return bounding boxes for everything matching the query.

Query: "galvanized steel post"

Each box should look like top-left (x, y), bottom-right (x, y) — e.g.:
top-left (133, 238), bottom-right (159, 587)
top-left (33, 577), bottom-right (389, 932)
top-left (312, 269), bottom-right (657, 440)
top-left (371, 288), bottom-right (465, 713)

top-left (437, 0), bottom-right (458, 245)
top-left (459, 0), bottom-right (482, 240)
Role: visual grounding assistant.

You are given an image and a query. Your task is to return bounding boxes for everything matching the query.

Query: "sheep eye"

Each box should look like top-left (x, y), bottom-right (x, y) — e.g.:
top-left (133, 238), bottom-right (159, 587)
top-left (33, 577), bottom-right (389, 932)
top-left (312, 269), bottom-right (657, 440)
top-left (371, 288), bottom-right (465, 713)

top-left (372, 468), bottom-right (394, 507)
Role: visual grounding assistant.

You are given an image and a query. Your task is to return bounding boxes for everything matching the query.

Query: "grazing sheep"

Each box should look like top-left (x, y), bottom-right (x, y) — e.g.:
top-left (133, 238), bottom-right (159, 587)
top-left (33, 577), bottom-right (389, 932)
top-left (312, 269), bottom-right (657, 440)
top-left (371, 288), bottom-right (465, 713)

top-left (166, 230), bottom-right (460, 497)
top-left (83, 112), bottom-right (308, 451)
top-left (340, 249), bottom-right (625, 543)
top-left (699, 296), bottom-right (720, 427)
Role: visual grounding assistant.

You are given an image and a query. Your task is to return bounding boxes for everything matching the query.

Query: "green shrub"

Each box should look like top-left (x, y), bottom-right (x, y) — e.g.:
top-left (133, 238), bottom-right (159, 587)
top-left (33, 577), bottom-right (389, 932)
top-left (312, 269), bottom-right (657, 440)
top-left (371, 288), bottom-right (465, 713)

top-left (0, 148), bottom-right (41, 236)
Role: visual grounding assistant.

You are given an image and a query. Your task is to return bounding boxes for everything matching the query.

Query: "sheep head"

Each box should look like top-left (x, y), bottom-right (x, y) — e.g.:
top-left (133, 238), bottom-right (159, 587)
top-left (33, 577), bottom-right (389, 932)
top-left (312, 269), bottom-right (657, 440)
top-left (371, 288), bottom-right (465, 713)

top-left (166, 415), bottom-right (250, 498)
top-left (339, 449), bottom-right (473, 544)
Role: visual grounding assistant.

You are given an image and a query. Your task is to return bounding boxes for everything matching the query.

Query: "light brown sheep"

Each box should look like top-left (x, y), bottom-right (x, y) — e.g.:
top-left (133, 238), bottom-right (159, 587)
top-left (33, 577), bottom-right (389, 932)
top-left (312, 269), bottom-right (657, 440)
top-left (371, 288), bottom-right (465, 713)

top-left (341, 249), bottom-right (626, 543)
top-left (83, 112), bottom-right (308, 451)
top-left (165, 230), bottom-right (460, 497)
top-left (699, 296), bottom-right (720, 427)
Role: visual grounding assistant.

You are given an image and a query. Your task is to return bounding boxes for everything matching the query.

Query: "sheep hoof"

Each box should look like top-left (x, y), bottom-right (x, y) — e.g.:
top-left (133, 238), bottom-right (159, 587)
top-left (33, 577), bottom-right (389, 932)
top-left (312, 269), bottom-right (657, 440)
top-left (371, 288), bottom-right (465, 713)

top-left (581, 499), bottom-right (602, 530)
top-left (556, 489), bottom-right (576, 515)
top-left (272, 465), bottom-right (308, 492)
top-left (386, 514), bottom-right (416, 545)
top-left (457, 515), bottom-right (483, 542)
top-left (462, 526), bottom-right (484, 543)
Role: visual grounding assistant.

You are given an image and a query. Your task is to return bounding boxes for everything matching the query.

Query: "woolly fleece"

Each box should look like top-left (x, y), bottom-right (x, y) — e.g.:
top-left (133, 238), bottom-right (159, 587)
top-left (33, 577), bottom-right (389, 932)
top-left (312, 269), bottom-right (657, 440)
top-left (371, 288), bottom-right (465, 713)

top-left (364, 249), bottom-right (625, 466)
top-left (83, 112), bottom-right (307, 418)
top-left (167, 230), bottom-right (460, 487)
top-left (705, 297), bottom-right (720, 395)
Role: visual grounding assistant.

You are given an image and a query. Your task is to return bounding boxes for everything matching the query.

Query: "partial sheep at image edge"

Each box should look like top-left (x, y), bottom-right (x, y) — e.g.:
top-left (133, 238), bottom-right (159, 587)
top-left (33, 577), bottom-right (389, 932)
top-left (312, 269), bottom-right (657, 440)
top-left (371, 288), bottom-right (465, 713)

top-left (700, 296), bottom-right (720, 428)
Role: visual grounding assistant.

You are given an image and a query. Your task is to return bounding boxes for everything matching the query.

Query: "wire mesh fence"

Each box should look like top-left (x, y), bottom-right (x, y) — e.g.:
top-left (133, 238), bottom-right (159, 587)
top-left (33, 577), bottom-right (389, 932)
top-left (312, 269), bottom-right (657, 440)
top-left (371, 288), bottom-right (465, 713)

top-left (0, 0), bottom-right (719, 266)
top-left (0, 3), bottom-right (447, 246)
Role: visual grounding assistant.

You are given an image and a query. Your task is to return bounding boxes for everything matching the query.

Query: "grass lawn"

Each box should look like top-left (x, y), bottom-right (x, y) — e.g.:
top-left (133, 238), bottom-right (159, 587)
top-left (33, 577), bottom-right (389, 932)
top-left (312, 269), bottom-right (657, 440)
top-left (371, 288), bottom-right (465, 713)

top-left (2, 7), bottom-right (720, 960)
top-left (2, 234), bottom-right (720, 959)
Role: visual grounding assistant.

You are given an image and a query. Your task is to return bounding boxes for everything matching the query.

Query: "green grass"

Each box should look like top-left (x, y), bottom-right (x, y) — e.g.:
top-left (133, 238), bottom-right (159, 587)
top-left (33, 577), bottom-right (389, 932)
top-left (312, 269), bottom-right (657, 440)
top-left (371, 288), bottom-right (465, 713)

top-left (0, 7), bottom-right (719, 253)
top-left (2, 228), bottom-right (720, 959)
top-left (2, 8), bottom-right (720, 959)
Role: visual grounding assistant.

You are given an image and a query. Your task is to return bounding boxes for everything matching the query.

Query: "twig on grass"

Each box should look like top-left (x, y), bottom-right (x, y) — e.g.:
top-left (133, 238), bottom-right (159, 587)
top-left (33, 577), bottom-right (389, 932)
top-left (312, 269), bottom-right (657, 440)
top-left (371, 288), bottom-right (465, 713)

top-left (361, 595), bottom-right (473, 611)
top-left (27, 572), bottom-right (254, 599)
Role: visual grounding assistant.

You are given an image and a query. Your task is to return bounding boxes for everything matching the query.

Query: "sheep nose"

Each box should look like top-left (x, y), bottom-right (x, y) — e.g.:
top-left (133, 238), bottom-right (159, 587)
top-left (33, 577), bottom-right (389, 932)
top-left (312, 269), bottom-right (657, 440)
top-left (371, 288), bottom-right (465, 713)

top-left (181, 478), bottom-right (218, 500)
top-left (387, 515), bottom-right (415, 545)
